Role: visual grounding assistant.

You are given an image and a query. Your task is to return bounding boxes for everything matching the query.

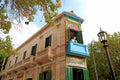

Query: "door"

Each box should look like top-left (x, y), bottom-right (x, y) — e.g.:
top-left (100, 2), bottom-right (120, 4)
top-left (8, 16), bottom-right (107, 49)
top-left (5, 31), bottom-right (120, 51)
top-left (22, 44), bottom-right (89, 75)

top-left (73, 68), bottom-right (84, 80)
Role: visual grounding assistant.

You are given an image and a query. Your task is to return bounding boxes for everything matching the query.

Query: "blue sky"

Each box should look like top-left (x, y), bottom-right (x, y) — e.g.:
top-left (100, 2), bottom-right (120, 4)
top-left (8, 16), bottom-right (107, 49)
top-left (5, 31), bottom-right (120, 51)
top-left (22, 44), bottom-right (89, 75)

top-left (9, 0), bottom-right (120, 48)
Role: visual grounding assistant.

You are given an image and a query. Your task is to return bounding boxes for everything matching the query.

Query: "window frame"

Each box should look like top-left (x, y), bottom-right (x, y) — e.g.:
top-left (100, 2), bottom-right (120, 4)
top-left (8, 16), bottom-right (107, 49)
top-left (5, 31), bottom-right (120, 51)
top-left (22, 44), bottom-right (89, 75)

top-left (23, 51), bottom-right (27, 59)
top-left (15, 57), bottom-right (18, 64)
top-left (39, 70), bottom-right (52, 80)
top-left (45, 35), bottom-right (52, 48)
top-left (31, 44), bottom-right (37, 56)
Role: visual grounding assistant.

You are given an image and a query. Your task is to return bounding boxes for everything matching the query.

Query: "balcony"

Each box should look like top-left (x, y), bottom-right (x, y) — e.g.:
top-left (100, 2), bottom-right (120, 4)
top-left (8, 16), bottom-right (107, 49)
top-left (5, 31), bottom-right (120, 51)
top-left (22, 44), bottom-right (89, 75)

top-left (35, 46), bottom-right (53, 64)
top-left (0, 56), bottom-right (36, 75)
top-left (66, 41), bottom-right (89, 57)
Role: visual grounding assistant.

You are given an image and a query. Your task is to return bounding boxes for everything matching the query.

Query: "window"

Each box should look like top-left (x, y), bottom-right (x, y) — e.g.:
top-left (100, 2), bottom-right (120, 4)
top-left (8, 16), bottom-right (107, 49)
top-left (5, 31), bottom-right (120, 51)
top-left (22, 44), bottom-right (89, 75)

top-left (45, 35), bottom-right (52, 48)
top-left (23, 51), bottom-right (26, 59)
top-left (39, 71), bottom-right (52, 80)
top-left (31, 44), bottom-right (37, 56)
top-left (69, 29), bottom-right (83, 44)
top-left (27, 78), bottom-right (32, 80)
top-left (15, 57), bottom-right (18, 64)
top-left (66, 67), bottom-right (89, 80)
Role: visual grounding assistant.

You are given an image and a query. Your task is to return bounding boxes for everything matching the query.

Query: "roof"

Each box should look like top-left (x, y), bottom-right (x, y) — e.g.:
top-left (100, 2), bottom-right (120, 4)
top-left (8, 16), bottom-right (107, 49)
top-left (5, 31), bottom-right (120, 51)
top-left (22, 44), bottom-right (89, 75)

top-left (63, 11), bottom-right (84, 23)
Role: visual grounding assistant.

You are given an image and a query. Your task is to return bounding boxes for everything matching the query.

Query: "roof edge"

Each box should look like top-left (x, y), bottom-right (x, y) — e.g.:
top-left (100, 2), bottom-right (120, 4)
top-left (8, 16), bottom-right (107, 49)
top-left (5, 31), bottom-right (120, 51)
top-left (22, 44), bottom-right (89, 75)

top-left (63, 11), bottom-right (84, 23)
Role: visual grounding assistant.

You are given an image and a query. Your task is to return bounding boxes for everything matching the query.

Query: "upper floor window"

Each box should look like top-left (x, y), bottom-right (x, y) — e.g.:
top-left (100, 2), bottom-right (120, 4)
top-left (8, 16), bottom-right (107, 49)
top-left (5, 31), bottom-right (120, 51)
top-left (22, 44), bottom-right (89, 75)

top-left (69, 29), bottom-right (83, 44)
top-left (23, 51), bottom-right (27, 59)
top-left (45, 35), bottom-right (52, 48)
top-left (31, 44), bottom-right (37, 56)
top-left (15, 57), bottom-right (18, 64)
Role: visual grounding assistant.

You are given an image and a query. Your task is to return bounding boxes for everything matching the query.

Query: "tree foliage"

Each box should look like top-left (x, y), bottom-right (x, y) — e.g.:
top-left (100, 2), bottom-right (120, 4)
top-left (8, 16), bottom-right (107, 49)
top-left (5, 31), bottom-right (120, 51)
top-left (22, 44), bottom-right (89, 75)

top-left (0, 3), bottom-right (11, 34)
top-left (87, 32), bottom-right (120, 80)
top-left (3, 0), bottom-right (61, 24)
top-left (0, 36), bottom-right (15, 69)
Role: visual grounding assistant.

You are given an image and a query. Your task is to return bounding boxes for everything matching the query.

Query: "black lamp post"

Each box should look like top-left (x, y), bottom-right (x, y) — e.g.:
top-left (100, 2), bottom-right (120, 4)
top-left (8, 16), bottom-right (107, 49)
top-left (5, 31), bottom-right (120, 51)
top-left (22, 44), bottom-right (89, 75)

top-left (97, 28), bottom-right (116, 80)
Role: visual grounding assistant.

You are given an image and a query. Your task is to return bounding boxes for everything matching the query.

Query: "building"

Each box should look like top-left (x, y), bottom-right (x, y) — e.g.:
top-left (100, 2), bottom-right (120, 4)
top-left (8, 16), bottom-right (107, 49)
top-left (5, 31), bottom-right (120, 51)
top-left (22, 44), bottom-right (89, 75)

top-left (0, 11), bottom-right (90, 80)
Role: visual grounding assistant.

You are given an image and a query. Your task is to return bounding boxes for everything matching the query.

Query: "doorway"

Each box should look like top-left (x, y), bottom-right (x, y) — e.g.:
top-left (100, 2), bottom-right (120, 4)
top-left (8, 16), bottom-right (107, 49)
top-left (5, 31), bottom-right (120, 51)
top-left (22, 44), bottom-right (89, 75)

top-left (26, 78), bottom-right (32, 80)
top-left (73, 68), bottom-right (84, 80)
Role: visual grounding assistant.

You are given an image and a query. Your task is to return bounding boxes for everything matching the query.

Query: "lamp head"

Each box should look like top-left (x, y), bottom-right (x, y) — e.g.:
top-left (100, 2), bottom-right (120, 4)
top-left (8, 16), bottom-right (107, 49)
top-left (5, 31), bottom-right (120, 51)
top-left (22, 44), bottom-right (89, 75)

top-left (97, 28), bottom-right (107, 43)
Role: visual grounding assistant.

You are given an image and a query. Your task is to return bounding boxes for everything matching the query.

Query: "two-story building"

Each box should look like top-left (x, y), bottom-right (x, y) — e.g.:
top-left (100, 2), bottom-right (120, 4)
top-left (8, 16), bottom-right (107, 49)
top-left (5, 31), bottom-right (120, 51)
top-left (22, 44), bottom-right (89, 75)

top-left (0, 11), bottom-right (90, 80)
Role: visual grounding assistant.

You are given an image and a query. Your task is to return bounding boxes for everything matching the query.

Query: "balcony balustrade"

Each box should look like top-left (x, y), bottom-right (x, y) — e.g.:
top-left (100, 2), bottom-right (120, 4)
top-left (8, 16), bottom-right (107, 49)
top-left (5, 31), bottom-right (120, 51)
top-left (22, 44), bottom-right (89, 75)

top-left (66, 41), bottom-right (89, 57)
top-left (35, 46), bottom-right (53, 64)
top-left (0, 56), bottom-right (36, 76)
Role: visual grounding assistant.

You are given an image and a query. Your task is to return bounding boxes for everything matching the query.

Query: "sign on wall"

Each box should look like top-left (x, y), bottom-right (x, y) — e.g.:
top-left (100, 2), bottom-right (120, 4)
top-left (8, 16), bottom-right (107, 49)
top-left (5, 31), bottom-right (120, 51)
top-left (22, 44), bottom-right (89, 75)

top-left (66, 56), bottom-right (86, 68)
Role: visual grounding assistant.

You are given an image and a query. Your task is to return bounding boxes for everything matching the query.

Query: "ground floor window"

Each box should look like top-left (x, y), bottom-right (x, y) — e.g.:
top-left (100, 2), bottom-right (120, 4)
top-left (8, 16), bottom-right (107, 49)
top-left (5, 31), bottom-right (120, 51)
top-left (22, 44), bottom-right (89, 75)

top-left (26, 78), bottom-right (32, 80)
top-left (39, 70), bottom-right (52, 80)
top-left (66, 66), bottom-right (89, 80)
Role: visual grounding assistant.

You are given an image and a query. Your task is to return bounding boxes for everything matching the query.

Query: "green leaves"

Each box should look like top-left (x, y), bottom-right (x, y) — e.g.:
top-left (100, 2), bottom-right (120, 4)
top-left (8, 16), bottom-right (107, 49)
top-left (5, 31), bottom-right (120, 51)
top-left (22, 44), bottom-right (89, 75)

top-left (0, 36), bottom-right (15, 70)
top-left (4, 0), bottom-right (61, 24)
top-left (87, 32), bottom-right (120, 79)
top-left (0, 4), bottom-right (11, 34)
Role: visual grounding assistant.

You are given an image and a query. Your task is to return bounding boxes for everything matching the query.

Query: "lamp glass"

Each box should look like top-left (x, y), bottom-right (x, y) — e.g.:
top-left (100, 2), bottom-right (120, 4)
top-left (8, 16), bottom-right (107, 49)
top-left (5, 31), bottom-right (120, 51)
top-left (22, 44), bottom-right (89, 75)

top-left (98, 31), bottom-right (107, 43)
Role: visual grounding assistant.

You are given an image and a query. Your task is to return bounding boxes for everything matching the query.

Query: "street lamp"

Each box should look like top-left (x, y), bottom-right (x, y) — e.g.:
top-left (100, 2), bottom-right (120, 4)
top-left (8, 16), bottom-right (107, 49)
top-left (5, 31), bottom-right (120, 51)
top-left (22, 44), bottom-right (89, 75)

top-left (97, 28), bottom-right (116, 80)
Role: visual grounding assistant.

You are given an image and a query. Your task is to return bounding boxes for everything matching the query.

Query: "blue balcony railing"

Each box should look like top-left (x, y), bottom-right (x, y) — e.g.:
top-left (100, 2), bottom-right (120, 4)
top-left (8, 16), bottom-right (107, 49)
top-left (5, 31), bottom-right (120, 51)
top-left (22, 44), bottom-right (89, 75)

top-left (66, 41), bottom-right (90, 57)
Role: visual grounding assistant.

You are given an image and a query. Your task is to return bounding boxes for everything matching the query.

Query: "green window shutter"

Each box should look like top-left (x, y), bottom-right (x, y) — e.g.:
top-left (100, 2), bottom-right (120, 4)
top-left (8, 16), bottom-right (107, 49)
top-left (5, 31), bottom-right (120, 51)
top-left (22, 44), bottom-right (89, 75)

top-left (15, 57), bottom-right (18, 64)
top-left (31, 44), bottom-right (37, 56)
top-left (48, 70), bottom-right (52, 80)
top-left (83, 69), bottom-right (90, 80)
top-left (23, 51), bottom-right (26, 59)
top-left (66, 67), bottom-right (73, 80)
top-left (66, 27), bottom-right (69, 42)
top-left (76, 31), bottom-right (83, 44)
top-left (45, 35), bottom-right (52, 48)
top-left (39, 73), bottom-right (43, 80)
top-left (49, 36), bottom-right (52, 46)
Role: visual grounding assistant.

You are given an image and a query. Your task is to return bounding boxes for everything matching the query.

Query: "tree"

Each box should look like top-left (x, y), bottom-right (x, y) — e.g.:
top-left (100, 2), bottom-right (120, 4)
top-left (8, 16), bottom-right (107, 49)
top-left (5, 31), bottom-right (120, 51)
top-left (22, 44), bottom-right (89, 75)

top-left (0, 1), bottom-right (13, 70)
top-left (0, 3), bottom-right (11, 34)
top-left (2, 0), bottom-right (61, 24)
top-left (87, 32), bottom-right (120, 80)
top-left (0, 36), bottom-right (15, 70)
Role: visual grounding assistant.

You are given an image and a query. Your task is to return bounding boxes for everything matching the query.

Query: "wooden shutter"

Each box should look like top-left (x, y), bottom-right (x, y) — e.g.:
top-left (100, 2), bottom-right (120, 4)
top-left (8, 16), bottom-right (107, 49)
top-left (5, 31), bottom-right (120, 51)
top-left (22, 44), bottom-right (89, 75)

top-left (66, 66), bottom-right (73, 80)
top-left (31, 44), bottom-right (37, 56)
top-left (83, 69), bottom-right (90, 80)
top-left (49, 36), bottom-right (52, 46)
top-left (23, 51), bottom-right (26, 59)
top-left (76, 31), bottom-right (83, 44)
top-left (48, 70), bottom-right (52, 80)
top-left (39, 73), bottom-right (43, 80)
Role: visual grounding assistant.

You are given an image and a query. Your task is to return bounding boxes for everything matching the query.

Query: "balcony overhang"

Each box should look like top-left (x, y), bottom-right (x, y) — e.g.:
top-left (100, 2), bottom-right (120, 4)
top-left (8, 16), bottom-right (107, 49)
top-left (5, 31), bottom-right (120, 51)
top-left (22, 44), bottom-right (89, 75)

top-left (0, 56), bottom-right (36, 75)
top-left (35, 47), bottom-right (53, 64)
top-left (66, 41), bottom-right (89, 57)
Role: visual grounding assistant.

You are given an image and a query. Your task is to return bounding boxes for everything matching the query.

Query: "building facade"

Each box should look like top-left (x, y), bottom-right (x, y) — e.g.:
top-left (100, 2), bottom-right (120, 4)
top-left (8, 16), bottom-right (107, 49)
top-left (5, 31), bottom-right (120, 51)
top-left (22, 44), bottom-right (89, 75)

top-left (0, 11), bottom-right (90, 80)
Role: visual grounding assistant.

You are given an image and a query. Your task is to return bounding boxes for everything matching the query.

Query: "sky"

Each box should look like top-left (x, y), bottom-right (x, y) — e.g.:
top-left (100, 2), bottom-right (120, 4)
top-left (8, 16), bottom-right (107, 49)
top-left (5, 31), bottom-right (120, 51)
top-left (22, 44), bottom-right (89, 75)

top-left (9, 0), bottom-right (120, 48)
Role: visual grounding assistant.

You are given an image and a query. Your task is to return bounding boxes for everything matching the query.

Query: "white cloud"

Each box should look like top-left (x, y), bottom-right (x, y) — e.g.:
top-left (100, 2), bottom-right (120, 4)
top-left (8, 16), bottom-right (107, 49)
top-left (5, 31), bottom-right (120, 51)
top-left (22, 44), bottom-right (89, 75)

top-left (9, 22), bottom-right (40, 48)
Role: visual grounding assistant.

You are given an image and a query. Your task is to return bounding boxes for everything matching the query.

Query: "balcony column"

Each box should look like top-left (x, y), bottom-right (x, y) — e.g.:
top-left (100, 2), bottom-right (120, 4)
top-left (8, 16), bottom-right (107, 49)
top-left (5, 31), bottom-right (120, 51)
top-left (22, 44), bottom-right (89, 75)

top-left (35, 64), bottom-right (39, 80)
top-left (23, 70), bottom-right (26, 80)
top-left (14, 75), bottom-right (17, 80)
top-left (7, 74), bottom-right (9, 80)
